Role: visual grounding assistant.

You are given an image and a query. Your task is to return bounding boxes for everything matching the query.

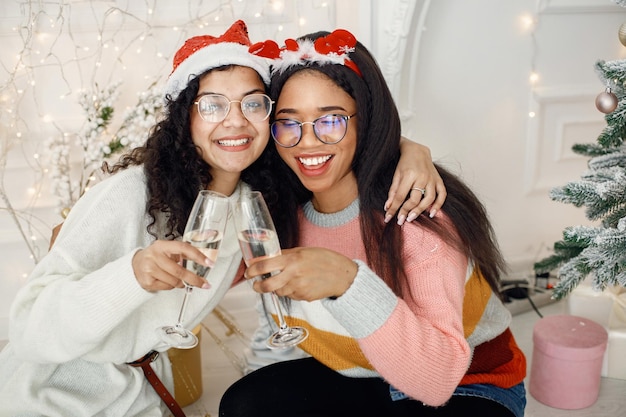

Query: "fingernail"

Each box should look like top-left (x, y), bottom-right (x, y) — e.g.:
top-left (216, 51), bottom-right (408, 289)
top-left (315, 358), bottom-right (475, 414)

top-left (406, 212), bottom-right (417, 222)
top-left (384, 214), bottom-right (392, 223)
top-left (383, 201), bottom-right (390, 211)
top-left (201, 282), bottom-right (211, 289)
top-left (429, 209), bottom-right (437, 218)
top-left (396, 214), bottom-right (406, 226)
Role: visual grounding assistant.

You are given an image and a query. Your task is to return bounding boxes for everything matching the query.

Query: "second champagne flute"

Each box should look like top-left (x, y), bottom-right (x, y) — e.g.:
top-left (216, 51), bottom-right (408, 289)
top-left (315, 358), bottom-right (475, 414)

top-left (157, 190), bottom-right (230, 349)
top-left (233, 190), bottom-right (308, 349)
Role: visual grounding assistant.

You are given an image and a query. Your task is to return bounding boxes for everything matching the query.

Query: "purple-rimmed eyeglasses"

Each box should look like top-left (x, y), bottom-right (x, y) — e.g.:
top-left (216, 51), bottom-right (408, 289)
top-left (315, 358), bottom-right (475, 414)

top-left (271, 114), bottom-right (356, 148)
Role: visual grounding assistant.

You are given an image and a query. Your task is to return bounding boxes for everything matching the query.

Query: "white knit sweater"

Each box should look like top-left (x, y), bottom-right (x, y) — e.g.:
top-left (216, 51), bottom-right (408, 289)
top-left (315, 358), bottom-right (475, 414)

top-left (0, 166), bottom-right (244, 416)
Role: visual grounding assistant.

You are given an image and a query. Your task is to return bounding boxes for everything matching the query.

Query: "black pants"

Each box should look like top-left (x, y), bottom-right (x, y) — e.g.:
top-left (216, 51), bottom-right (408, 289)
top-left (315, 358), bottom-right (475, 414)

top-left (219, 357), bottom-right (514, 417)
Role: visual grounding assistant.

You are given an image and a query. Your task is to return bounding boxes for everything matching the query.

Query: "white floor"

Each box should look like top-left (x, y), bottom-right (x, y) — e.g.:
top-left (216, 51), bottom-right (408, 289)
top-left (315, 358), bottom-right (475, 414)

top-left (182, 285), bottom-right (626, 417)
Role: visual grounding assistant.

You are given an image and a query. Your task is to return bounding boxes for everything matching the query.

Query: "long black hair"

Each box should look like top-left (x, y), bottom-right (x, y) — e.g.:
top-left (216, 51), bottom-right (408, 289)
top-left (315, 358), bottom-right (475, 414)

top-left (265, 32), bottom-right (506, 297)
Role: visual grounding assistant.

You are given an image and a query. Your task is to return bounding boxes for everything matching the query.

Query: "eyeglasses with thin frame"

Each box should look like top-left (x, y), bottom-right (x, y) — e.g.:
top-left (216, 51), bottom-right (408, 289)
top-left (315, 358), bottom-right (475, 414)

top-left (194, 93), bottom-right (274, 123)
top-left (271, 114), bottom-right (356, 148)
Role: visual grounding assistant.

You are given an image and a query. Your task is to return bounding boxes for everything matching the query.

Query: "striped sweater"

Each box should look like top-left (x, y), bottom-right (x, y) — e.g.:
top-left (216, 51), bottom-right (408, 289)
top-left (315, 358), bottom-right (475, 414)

top-left (267, 199), bottom-right (526, 407)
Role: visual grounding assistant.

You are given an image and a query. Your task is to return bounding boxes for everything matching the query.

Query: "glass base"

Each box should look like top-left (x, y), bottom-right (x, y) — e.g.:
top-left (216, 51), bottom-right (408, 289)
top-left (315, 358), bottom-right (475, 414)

top-left (157, 325), bottom-right (198, 349)
top-left (267, 326), bottom-right (308, 349)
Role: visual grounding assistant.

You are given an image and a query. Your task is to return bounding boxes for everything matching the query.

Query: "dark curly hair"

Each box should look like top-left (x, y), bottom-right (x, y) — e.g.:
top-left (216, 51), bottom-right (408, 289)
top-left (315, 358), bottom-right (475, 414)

top-left (266, 32), bottom-right (507, 298)
top-left (106, 65), bottom-right (277, 240)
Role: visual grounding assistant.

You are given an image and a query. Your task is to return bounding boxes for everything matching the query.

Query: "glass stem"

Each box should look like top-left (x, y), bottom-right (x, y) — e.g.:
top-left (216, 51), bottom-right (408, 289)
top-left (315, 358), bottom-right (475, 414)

top-left (270, 292), bottom-right (290, 333)
top-left (176, 285), bottom-right (193, 328)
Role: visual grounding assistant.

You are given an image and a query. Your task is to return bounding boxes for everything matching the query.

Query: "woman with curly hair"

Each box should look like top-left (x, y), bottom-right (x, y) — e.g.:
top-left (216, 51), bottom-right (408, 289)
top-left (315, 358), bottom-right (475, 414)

top-left (0, 21), bottom-right (445, 417)
top-left (0, 21), bottom-right (444, 417)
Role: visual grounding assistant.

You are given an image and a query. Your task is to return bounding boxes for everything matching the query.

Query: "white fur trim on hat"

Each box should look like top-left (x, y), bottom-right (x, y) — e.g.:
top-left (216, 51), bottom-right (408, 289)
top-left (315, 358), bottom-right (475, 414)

top-left (164, 42), bottom-right (271, 100)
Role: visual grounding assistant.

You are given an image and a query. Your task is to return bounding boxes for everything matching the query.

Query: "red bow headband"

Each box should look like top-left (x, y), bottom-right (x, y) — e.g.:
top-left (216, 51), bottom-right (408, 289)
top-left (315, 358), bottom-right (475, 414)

top-left (249, 29), bottom-right (362, 77)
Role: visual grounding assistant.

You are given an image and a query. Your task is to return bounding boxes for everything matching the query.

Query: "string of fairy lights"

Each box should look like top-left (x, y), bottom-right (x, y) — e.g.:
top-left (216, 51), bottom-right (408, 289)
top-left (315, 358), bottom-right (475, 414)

top-left (521, 5), bottom-right (540, 120)
top-left (0, 0), bottom-right (334, 267)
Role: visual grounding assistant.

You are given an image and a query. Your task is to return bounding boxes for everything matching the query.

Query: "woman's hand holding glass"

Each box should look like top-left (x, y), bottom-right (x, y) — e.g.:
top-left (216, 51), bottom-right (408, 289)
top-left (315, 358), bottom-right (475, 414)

top-left (132, 240), bottom-right (212, 291)
top-left (233, 191), bottom-right (308, 348)
top-left (245, 247), bottom-right (357, 302)
top-left (154, 190), bottom-right (230, 349)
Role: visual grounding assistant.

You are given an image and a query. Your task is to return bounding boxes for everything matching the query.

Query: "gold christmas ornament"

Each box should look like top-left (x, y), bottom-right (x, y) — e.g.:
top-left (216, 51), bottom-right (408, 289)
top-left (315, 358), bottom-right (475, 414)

top-left (595, 87), bottom-right (618, 114)
top-left (619, 22), bottom-right (626, 47)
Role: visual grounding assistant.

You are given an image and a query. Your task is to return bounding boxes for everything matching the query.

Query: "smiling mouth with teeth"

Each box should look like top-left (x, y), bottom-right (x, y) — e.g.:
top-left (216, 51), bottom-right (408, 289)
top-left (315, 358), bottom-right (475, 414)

top-left (299, 155), bottom-right (332, 167)
top-left (218, 138), bottom-right (250, 146)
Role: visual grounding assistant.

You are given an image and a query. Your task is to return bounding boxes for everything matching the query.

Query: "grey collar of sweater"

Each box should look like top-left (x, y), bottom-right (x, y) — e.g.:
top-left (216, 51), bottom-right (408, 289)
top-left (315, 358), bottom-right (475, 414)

top-left (302, 198), bottom-right (360, 228)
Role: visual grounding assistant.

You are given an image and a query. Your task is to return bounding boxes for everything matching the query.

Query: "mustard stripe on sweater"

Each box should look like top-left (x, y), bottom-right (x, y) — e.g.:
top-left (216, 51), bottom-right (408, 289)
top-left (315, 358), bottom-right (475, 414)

top-left (263, 199), bottom-right (525, 407)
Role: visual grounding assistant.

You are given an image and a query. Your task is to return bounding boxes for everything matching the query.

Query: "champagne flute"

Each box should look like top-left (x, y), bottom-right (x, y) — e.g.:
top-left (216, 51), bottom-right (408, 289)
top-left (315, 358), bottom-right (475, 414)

top-left (157, 190), bottom-right (230, 349)
top-left (233, 190), bottom-right (308, 349)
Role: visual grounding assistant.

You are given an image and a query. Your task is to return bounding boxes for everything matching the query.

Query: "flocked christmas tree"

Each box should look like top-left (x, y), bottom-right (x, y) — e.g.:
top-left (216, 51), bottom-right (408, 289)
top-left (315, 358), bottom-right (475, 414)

top-left (533, 4), bottom-right (626, 300)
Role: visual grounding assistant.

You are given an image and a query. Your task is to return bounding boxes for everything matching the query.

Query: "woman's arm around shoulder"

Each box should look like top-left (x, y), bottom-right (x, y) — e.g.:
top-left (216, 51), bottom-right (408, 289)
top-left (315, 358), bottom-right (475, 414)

top-left (386, 139), bottom-right (447, 225)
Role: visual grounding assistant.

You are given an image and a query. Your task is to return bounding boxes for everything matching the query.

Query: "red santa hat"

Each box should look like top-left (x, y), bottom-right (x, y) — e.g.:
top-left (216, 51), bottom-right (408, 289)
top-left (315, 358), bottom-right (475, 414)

top-left (164, 20), bottom-right (271, 100)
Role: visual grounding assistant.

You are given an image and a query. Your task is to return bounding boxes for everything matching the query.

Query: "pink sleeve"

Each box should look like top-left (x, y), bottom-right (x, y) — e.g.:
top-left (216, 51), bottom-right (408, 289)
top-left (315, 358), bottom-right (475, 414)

top-left (359, 231), bottom-right (471, 406)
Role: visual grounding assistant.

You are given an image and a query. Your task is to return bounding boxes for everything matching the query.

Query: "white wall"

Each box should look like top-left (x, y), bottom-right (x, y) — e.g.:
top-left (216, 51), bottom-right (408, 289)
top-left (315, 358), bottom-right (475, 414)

top-left (372, 0), bottom-right (626, 273)
top-left (1, 0), bottom-right (625, 341)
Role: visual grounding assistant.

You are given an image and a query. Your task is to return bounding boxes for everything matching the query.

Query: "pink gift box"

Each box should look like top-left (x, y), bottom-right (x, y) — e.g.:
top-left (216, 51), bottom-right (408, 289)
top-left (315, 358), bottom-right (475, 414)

top-left (529, 315), bottom-right (608, 410)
